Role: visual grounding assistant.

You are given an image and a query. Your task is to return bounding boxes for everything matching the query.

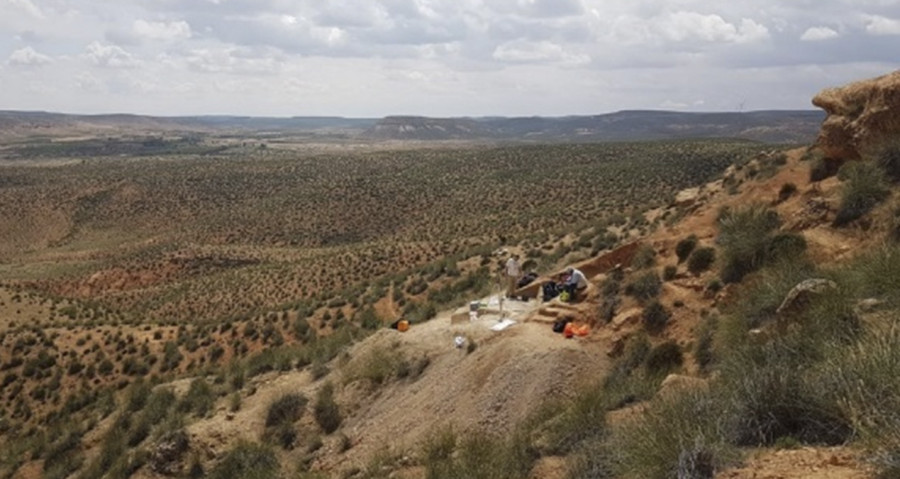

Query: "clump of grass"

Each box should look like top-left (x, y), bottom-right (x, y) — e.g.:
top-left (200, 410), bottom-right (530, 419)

top-left (833, 161), bottom-right (891, 227)
top-left (177, 378), bottom-right (215, 418)
top-left (421, 426), bottom-right (537, 479)
top-left (263, 393), bottom-right (307, 449)
top-left (644, 340), bottom-right (683, 375)
top-left (625, 271), bottom-right (662, 302)
top-left (631, 245), bottom-right (657, 269)
top-left (208, 441), bottom-right (279, 479)
top-left (874, 139), bottom-right (900, 182)
top-left (313, 382), bottom-right (342, 434)
top-left (716, 204), bottom-right (781, 283)
top-left (341, 344), bottom-right (405, 386)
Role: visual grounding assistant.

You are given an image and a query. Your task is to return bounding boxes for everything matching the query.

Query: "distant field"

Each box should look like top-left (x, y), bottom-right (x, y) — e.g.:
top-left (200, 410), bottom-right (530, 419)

top-left (0, 139), bottom-right (771, 324)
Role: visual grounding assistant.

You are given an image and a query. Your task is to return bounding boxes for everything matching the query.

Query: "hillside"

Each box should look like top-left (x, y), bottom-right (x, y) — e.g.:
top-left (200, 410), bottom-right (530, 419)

top-left (1, 70), bottom-right (900, 479)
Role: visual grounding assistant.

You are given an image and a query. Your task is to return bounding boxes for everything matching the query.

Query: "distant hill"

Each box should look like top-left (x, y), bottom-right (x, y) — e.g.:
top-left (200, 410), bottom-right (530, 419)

top-left (361, 110), bottom-right (824, 143)
top-left (0, 109), bottom-right (823, 143)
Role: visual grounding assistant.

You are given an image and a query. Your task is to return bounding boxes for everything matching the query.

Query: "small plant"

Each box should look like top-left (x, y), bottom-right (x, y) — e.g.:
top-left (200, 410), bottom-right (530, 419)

top-left (625, 271), bottom-right (662, 302)
top-left (645, 340), bottom-right (683, 375)
top-left (687, 247), bottom-right (716, 275)
top-left (631, 245), bottom-right (657, 269)
top-left (313, 382), bottom-right (342, 434)
top-left (208, 441), bottom-right (279, 479)
top-left (265, 393), bottom-right (307, 428)
top-left (675, 235), bottom-right (698, 263)
top-left (663, 265), bottom-right (677, 281)
top-left (875, 139), bottom-right (900, 182)
top-left (642, 301), bottom-right (670, 333)
top-left (777, 182), bottom-right (798, 203)
top-left (833, 161), bottom-right (890, 226)
top-left (717, 204), bottom-right (780, 283)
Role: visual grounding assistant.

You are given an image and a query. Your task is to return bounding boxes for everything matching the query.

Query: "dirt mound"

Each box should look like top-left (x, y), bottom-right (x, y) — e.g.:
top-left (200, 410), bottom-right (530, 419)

top-left (812, 69), bottom-right (900, 160)
top-left (185, 302), bottom-right (609, 476)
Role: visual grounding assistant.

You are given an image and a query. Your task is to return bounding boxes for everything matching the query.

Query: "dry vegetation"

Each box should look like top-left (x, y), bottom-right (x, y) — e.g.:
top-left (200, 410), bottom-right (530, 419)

top-left (0, 134), bottom-right (776, 478)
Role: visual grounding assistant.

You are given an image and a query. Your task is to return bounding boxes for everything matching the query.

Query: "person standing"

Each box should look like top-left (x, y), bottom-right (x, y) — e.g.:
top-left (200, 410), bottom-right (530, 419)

top-left (505, 254), bottom-right (521, 299)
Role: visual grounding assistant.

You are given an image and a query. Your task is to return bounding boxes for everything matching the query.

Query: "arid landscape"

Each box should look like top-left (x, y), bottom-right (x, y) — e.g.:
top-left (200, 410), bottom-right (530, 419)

top-left (2, 70), bottom-right (900, 479)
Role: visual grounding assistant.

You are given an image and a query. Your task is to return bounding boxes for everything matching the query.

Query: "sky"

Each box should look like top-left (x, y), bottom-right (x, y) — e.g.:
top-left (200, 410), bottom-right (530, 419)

top-left (1, 0), bottom-right (899, 117)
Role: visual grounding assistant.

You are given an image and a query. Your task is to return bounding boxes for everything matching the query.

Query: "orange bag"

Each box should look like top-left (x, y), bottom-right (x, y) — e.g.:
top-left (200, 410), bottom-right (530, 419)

top-left (563, 322), bottom-right (574, 338)
top-left (573, 324), bottom-right (590, 337)
top-left (397, 320), bottom-right (410, 332)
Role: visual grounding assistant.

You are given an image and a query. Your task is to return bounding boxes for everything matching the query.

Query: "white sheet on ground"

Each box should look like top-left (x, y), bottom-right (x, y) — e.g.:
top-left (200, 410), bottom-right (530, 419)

top-left (490, 319), bottom-right (517, 331)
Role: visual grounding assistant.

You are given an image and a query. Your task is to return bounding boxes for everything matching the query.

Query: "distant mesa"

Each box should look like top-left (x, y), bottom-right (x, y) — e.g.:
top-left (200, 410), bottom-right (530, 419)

top-left (361, 110), bottom-right (823, 143)
top-left (0, 109), bottom-right (824, 144)
top-left (813, 69), bottom-right (900, 160)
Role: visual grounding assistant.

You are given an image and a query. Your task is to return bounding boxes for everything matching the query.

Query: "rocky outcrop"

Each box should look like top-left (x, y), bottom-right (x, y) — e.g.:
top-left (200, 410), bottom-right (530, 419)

top-left (812, 70), bottom-right (900, 160)
top-left (775, 278), bottom-right (838, 317)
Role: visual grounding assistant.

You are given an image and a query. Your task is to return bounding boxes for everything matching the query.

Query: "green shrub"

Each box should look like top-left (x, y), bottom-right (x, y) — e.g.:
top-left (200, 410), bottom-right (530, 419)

top-left (875, 139), bottom-right (900, 182)
top-left (422, 427), bottom-right (536, 479)
top-left (609, 389), bottom-right (737, 479)
top-left (625, 271), bottom-right (662, 302)
top-left (265, 393), bottom-right (307, 428)
top-left (177, 378), bottom-right (215, 418)
top-left (810, 156), bottom-right (841, 182)
top-left (777, 182), bottom-right (798, 203)
top-left (833, 161), bottom-right (890, 226)
top-left (695, 315), bottom-right (718, 373)
top-left (644, 340), bottom-right (683, 375)
top-left (642, 301), bottom-right (669, 333)
top-left (208, 441), bottom-right (279, 479)
top-left (631, 245), bottom-right (657, 269)
top-left (687, 247), bottom-right (716, 275)
top-left (717, 204), bottom-right (780, 283)
top-left (675, 235), bottom-right (698, 263)
top-left (662, 265), bottom-right (677, 281)
top-left (313, 382), bottom-right (342, 434)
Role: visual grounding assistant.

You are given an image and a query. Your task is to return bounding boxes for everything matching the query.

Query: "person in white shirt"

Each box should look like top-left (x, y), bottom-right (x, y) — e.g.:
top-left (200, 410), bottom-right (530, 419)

top-left (505, 254), bottom-right (521, 298)
top-left (563, 267), bottom-right (588, 301)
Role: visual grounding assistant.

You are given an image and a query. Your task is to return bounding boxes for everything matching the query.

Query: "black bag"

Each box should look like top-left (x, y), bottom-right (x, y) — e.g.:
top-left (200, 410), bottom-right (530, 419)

top-left (517, 272), bottom-right (538, 288)
top-left (552, 316), bottom-right (573, 333)
top-left (542, 282), bottom-right (560, 301)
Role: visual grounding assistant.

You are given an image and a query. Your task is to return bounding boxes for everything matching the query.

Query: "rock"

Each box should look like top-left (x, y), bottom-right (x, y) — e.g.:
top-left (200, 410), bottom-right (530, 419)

top-left (611, 308), bottom-right (642, 331)
top-left (674, 187), bottom-right (701, 207)
top-left (856, 297), bottom-right (884, 313)
top-left (657, 374), bottom-right (708, 398)
top-left (775, 279), bottom-right (838, 317)
top-left (150, 430), bottom-right (190, 475)
top-left (812, 70), bottom-right (900, 160)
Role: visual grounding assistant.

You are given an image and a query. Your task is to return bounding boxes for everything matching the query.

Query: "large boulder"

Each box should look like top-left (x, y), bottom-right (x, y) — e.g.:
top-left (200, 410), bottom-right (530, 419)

top-left (812, 70), bottom-right (900, 160)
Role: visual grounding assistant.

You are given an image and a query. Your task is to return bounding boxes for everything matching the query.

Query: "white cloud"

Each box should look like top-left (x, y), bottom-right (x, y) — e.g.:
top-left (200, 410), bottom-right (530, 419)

top-left (5, 0), bottom-right (43, 19)
top-left (492, 39), bottom-right (590, 66)
top-left (801, 26), bottom-right (840, 41)
top-left (7, 46), bottom-right (52, 66)
top-left (659, 12), bottom-right (770, 44)
top-left (863, 14), bottom-right (900, 34)
top-left (133, 19), bottom-right (193, 41)
top-left (84, 42), bottom-right (138, 68)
